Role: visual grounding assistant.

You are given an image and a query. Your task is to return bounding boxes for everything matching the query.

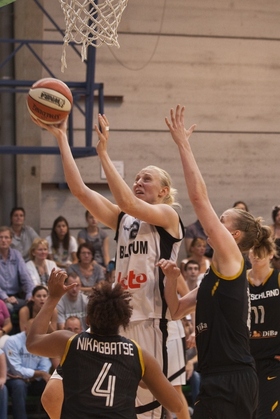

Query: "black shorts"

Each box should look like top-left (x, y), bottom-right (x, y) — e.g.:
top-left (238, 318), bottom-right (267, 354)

top-left (192, 366), bottom-right (258, 419)
top-left (254, 358), bottom-right (280, 419)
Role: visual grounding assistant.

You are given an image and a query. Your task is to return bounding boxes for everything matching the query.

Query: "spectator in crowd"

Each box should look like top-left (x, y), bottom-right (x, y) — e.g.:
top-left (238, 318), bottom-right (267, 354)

top-left (46, 216), bottom-right (78, 270)
top-left (10, 207), bottom-right (39, 262)
top-left (182, 260), bottom-right (201, 290)
top-left (63, 315), bottom-right (83, 334)
top-left (3, 319), bottom-right (51, 419)
top-left (180, 237), bottom-right (211, 281)
top-left (67, 243), bottom-right (105, 295)
top-left (184, 219), bottom-right (213, 259)
top-left (0, 226), bottom-right (34, 320)
top-left (26, 270), bottom-right (183, 419)
top-left (0, 300), bottom-right (12, 349)
top-left (56, 273), bottom-right (88, 331)
top-left (248, 233), bottom-right (280, 418)
top-left (25, 238), bottom-right (58, 287)
top-left (77, 210), bottom-right (110, 268)
top-left (106, 257), bottom-right (116, 283)
top-left (270, 205), bottom-right (280, 240)
top-left (19, 285), bottom-right (58, 333)
top-left (271, 238), bottom-right (280, 271)
top-left (232, 201), bottom-right (249, 212)
top-left (0, 348), bottom-right (8, 419)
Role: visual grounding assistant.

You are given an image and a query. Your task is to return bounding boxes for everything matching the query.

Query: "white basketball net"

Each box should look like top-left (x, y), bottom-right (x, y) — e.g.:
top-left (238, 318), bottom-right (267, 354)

top-left (58, 0), bottom-right (128, 72)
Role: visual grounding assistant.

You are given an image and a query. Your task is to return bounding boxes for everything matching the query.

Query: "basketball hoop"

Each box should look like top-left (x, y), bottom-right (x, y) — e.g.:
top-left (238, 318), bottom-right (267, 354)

top-left (59, 0), bottom-right (128, 72)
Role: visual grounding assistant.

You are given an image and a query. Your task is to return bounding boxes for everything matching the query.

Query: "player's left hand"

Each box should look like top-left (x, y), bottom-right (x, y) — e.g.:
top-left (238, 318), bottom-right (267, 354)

top-left (47, 268), bottom-right (74, 299)
top-left (165, 104), bottom-right (196, 146)
top-left (95, 113), bottom-right (110, 155)
top-left (157, 259), bottom-right (180, 281)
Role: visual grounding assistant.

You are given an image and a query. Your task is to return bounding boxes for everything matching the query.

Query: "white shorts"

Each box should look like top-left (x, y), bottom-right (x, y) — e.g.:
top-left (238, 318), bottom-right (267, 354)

top-left (167, 337), bottom-right (186, 386)
top-left (167, 320), bottom-right (186, 386)
top-left (120, 318), bottom-right (168, 419)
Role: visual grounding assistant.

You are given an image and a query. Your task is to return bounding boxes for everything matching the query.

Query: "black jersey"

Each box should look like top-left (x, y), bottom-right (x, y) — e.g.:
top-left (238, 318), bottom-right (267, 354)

top-left (249, 269), bottom-right (280, 360)
top-left (196, 261), bottom-right (255, 374)
top-left (60, 332), bottom-right (144, 419)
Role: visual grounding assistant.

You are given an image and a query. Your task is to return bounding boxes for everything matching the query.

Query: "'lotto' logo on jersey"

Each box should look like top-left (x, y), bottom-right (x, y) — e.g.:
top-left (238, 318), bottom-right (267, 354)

top-left (117, 270), bottom-right (147, 289)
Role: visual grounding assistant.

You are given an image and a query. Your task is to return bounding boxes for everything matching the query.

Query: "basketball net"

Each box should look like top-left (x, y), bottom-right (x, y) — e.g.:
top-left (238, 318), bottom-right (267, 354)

top-left (59, 0), bottom-right (128, 72)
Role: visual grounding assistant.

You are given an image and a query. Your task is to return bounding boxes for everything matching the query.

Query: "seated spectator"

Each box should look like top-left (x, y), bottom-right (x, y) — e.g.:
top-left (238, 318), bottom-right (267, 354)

top-left (67, 243), bottom-right (105, 294)
top-left (270, 205), bottom-right (280, 240)
top-left (63, 316), bottom-right (83, 334)
top-left (10, 207), bottom-right (39, 262)
top-left (25, 238), bottom-right (57, 287)
top-left (106, 257), bottom-right (116, 283)
top-left (46, 216), bottom-right (78, 270)
top-left (77, 210), bottom-right (110, 268)
top-left (182, 259), bottom-right (201, 290)
top-left (180, 238), bottom-right (211, 283)
top-left (0, 226), bottom-right (34, 321)
top-left (19, 285), bottom-right (58, 333)
top-left (3, 319), bottom-right (51, 419)
top-left (0, 348), bottom-right (8, 419)
top-left (56, 273), bottom-right (88, 331)
top-left (0, 300), bottom-right (12, 349)
top-left (184, 219), bottom-right (213, 259)
top-left (271, 238), bottom-right (280, 271)
top-left (232, 201), bottom-right (249, 212)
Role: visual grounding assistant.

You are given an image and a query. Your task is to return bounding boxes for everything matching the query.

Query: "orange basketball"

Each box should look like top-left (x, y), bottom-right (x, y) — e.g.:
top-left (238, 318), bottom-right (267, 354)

top-left (27, 78), bottom-right (73, 124)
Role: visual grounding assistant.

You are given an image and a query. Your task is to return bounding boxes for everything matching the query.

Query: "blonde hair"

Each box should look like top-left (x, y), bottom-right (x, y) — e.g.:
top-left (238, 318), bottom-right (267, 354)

top-left (29, 237), bottom-right (49, 261)
top-left (143, 165), bottom-right (180, 208)
top-left (231, 209), bottom-right (273, 254)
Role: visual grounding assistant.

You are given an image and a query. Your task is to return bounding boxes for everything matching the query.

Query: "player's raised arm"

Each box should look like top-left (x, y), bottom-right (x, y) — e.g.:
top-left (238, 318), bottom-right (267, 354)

top-left (95, 113), bottom-right (181, 237)
top-left (165, 105), bottom-right (242, 275)
top-left (158, 259), bottom-right (197, 319)
top-left (31, 116), bottom-right (120, 231)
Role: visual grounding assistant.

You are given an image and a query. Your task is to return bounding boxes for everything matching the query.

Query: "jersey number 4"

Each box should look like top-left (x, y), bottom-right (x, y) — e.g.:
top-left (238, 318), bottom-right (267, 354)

top-left (91, 363), bottom-right (116, 406)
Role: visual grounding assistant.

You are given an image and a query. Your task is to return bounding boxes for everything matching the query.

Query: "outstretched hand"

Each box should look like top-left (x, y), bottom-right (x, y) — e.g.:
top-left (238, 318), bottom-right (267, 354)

top-left (165, 104), bottom-right (196, 146)
top-left (47, 268), bottom-right (75, 300)
top-left (157, 259), bottom-right (181, 281)
top-left (95, 113), bottom-right (110, 155)
top-left (30, 115), bottom-right (68, 140)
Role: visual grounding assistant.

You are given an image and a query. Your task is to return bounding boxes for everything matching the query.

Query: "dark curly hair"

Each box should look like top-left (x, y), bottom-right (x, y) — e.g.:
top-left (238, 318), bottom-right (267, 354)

top-left (87, 281), bottom-right (132, 335)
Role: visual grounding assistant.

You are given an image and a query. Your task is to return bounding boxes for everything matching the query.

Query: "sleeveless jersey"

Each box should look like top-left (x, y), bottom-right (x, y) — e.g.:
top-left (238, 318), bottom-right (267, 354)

top-left (115, 212), bottom-right (184, 321)
top-left (196, 260), bottom-right (255, 374)
top-left (249, 269), bottom-right (280, 360)
top-left (60, 332), bottom-right (144, 419)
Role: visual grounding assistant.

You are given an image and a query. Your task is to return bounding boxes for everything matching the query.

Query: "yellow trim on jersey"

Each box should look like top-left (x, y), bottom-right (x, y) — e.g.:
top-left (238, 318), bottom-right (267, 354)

top-left (211, 258), bottom-right (244, 281)
top-left (131, 339), bottom-right (145, 377)
top-left (60, 334), bottom-right (76, 366)
top-left (247, 268), bottom-right (274, 286)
